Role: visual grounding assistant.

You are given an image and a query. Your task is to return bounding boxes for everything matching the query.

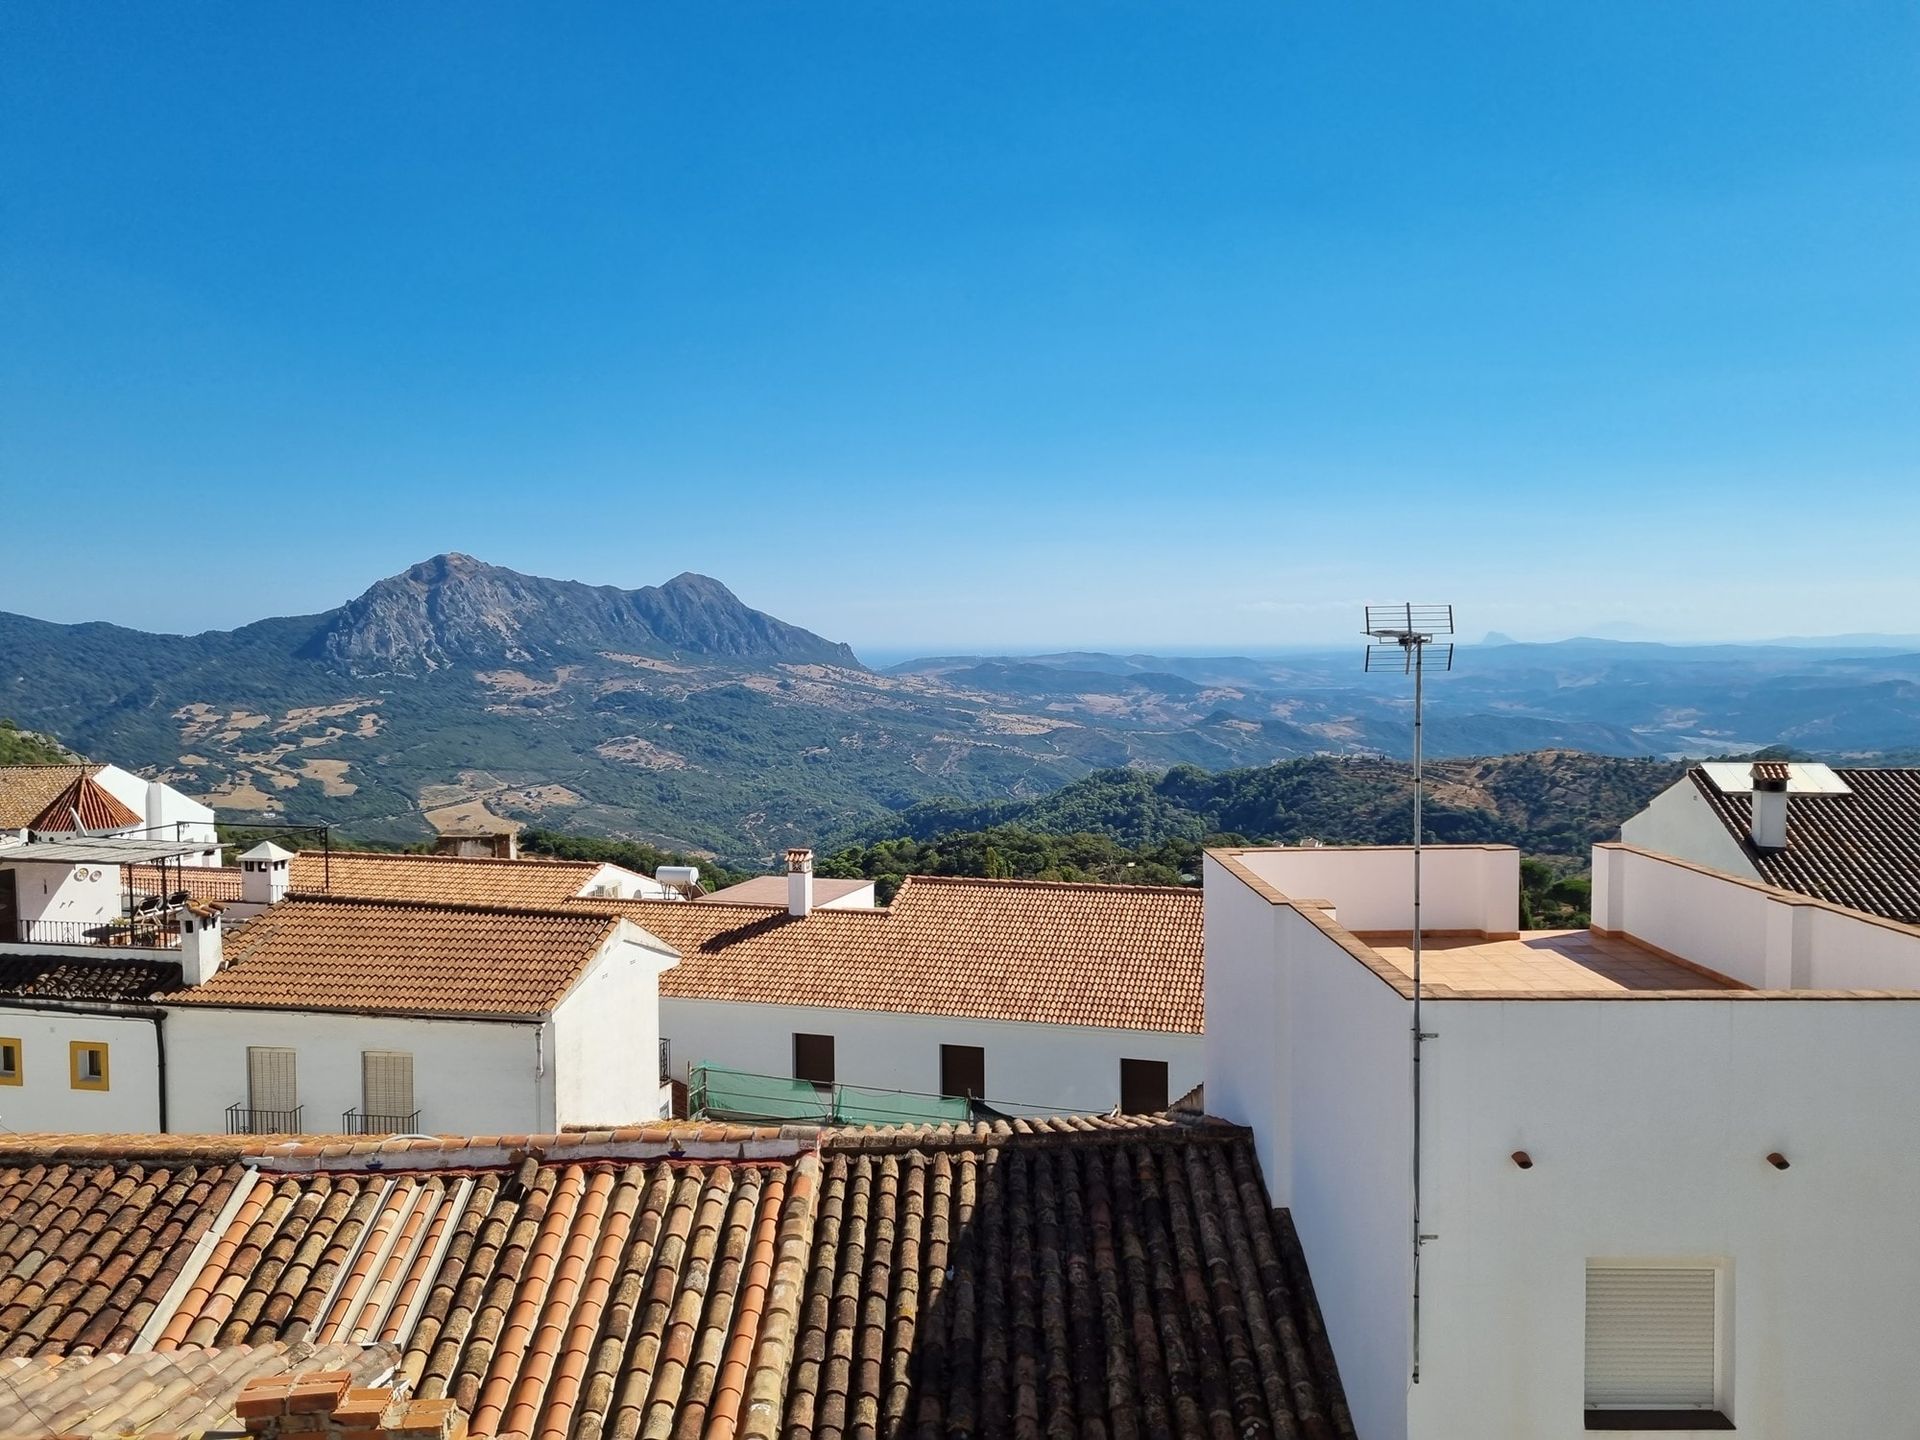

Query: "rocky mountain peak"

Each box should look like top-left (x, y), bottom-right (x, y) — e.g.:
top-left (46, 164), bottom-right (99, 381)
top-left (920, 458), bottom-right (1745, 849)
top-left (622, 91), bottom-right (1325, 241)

top-left (297, 555), bottom-right (863, 674)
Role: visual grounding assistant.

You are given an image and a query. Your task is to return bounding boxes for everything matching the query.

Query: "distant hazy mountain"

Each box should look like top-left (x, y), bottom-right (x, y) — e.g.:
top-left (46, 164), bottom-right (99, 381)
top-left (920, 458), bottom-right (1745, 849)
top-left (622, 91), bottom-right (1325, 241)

top-left (5, 559), bottom-right (1919, 864)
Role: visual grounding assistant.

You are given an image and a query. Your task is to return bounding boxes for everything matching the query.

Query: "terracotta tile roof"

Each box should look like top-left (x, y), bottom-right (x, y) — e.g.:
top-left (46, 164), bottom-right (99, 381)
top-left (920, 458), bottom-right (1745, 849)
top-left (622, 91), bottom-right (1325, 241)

top-left (0, 1341), bottom-right (398, 1434)
top-left (0, 953), bottom-right (182, 1002)
top-left (585, 875), bottom-right (1204, 1033)
top-left (124, 862), bottom-right (246, 902)
top-left (24, 772), bottom-right (141, 834)
top-left (0, 1158), bottom-right (247, 1357)
top-left (287, 850), bottom-right (606, 907)
top-left (0, 765), bottom-right (99, 829)
top-left (697, 876), bottom-right (873, 907)
top-left (165, 897), bottom-right (630, 1017)
top-left (0, 1118), bottom-right (1351, 1439)
top-left (1692, 767), bottom-right (1920, 923)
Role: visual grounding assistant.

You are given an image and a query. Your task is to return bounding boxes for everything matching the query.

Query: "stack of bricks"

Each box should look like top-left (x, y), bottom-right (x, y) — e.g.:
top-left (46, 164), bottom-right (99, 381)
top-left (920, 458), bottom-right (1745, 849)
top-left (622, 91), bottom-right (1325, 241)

top-left (234, 1372), bottom-right (467, 1440)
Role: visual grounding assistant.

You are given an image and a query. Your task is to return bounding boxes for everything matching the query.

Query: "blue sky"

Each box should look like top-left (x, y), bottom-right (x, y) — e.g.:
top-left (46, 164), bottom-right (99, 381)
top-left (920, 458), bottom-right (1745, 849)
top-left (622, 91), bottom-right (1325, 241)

top-left (2, 3), bottom-right (1915, 655)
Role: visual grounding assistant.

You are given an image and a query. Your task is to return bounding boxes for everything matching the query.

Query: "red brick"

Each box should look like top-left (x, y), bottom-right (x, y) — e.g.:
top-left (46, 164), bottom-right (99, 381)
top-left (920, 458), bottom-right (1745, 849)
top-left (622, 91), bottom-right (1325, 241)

top-left (285, 1377), bottom-right (352, 1414)
top-left (235, 1378), bottom-right (295, 1419)
top-left (332, 1388), bottom-right (400, 1430)
top-left (385, 1397), bottom-right (466, 1438)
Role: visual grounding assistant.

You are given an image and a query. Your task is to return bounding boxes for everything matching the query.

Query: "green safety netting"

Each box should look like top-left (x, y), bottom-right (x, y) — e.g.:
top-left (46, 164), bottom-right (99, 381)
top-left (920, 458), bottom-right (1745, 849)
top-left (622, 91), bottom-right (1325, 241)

top-left (689, 1063), bottom-right (972, 1127)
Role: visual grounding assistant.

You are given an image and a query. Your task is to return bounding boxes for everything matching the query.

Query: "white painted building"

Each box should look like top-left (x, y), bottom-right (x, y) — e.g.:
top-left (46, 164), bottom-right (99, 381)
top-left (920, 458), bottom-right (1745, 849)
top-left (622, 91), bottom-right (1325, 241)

top-left (1624, 759), bottom-right (1920, 923)
top-left (0, 762), bottom-right (218, 854)
top-left (1205, 840), bottom-right (1920, 1440)
top-left (592, 853), bottom-right (1205, 1120)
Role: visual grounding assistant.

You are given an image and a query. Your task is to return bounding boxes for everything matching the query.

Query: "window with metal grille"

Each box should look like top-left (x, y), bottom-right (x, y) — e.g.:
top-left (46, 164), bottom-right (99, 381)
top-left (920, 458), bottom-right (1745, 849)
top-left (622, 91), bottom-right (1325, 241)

top-left (247, 1046), bottom-right (298, 1112)
top-left (794, 1033), bottom-right (835, 1090)
top-left (362, 1050), bottom-right (415, 1119)
top-left (1120, 1058), bottom-right (1169, 1114)
top-left (1585, 1264), bottom-right (1723, 1423)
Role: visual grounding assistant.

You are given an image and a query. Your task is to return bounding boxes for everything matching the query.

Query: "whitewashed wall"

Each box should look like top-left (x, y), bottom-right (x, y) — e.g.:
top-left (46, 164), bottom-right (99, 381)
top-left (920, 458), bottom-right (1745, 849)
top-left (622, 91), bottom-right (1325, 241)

top-left (0, 1007), bottom-right (162, 1132)
top-left (165, 1008), bottom-right (552, 1134)
top-left (94, 765), bottom-right (220, 848)
top-left (1593, 845), bottom-right (1920, 991)
top-left (1412, 996), bottom-right (1920, 1440)
top-left (1206, 852), bottom-right (1416, 1440)
top-left (551, 935), bottom-right (675, 1126)
top-left (1202, 852), bottom-right (1290, 1182)
top-left (1228, 846), bottom-right (1519, 935)
top-left (1619, 779), bottom-right (1761, 883)
top-left (4, 859), bottom-right (120, 930)
top-left (661, 998), bottom-right (1201, 1117)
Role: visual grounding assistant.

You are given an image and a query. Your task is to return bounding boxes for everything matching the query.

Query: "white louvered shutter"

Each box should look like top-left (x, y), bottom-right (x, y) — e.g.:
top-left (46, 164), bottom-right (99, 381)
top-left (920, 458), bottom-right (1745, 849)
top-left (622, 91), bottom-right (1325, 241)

top-left (1585, 1265), bottom-right (1718, 1408)
top-left (247, 1047), bottom-right (298, 1111)
top-left (363, 1051), bottom-right (415, 1119)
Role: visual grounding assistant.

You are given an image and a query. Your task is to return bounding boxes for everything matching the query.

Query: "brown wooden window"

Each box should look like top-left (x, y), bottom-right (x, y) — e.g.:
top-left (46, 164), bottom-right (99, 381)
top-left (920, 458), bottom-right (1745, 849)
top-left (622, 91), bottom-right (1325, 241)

top-left (794, 1033), bottom-right (835, 1090)
top-left (1120, 1058), bottom-right (1170, 1114)
top-left (940, 1044), bottom-right (985, 1101)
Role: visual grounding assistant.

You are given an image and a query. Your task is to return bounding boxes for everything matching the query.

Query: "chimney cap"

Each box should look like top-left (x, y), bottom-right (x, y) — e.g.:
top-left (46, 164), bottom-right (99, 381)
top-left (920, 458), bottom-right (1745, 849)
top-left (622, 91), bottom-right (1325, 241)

top-left (1750, 760), bottom-right (1791, 789)
top-left (785, 847), bottom-right (814, 870)
top-left (240, 841), bottom-right (296, 864)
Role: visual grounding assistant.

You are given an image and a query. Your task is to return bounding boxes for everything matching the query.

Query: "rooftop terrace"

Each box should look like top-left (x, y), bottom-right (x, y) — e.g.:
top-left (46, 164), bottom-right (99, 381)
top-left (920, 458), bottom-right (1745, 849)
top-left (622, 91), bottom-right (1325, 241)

top-left (1366, 929), bottom-right (1743, 996)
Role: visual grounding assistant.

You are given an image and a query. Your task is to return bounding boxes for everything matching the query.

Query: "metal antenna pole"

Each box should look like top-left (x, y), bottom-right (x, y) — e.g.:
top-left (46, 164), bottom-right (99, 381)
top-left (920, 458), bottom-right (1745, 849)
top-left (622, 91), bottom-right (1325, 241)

top-left (1364, 602), bottom-right (1454, 1388)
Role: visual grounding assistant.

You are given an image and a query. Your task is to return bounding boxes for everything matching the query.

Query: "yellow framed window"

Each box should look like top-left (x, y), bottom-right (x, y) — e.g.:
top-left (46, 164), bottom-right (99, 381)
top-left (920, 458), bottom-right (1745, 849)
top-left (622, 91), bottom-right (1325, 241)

top-left (70, 1041), bottom-right (109, 1091)
top-left (0, 1039), bottom-right (19, 1086)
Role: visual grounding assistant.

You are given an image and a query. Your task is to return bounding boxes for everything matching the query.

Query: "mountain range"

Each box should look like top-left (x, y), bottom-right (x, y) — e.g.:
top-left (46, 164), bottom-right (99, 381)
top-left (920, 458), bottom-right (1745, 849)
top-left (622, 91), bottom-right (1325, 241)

top-left (5, 554), bottom-right (1919, 863)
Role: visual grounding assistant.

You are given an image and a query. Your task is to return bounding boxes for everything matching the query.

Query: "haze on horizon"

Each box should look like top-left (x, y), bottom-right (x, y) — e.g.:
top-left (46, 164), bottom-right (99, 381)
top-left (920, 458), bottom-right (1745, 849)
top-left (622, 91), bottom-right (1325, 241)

top-left (2, 4), bottom-right (1915, 654)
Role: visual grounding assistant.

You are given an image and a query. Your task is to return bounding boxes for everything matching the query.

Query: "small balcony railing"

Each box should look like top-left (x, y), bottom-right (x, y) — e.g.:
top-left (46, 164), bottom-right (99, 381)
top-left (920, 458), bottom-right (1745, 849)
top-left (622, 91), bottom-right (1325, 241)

top-left (226, 1102), bottom-right (302, 1134)
top-left (342, 1108), bottom-right (422, 1135)
top-left (660, 1038), bottom-right (671, 1082)
top-left (1, 917), bottom-right (181, 950)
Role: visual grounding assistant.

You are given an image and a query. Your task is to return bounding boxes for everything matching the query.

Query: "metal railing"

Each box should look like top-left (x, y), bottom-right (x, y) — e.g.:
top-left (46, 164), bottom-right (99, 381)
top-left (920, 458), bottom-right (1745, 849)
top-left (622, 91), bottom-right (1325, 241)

top-left (342, 1108), bottom-right (422, 1135)
top-left (659, 1038), bottom-right (671, 1082)
top-left (226, 1103), bottom-right (303, 1134)
top-left (1, 917), bottom-right (181, 950)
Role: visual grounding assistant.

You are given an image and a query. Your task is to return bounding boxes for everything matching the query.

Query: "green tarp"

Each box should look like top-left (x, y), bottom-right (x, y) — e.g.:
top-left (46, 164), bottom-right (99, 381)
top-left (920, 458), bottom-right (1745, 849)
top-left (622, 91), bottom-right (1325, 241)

top-left (690, 1063), bottom-right (971, 1127)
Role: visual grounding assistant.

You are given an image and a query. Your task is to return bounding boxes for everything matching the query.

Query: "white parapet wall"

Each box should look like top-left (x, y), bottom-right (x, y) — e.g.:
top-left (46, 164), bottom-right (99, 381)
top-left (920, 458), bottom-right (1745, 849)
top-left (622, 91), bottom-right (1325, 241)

top-left (1592, 843), bottom-right (1920, 991)
top-left (1222, 844), bottom-right (1521, 936)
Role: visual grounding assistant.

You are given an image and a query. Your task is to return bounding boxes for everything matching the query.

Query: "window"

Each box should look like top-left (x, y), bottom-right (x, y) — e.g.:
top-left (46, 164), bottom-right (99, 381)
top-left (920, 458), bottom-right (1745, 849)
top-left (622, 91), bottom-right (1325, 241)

top-left (247, 1046), bottom-right (298, 1113)
top-left (794, 1033), bottom-right (835, 1091)
top-left (940, 1044), bottom-right (985, 1101)
top-left (1120, 1058), bottom-right (1169, 1114)
top-left (1585, 1263), bottom-right (1729, 1430)
top-left (0, 1039), bottom-right (18, 1087)
top-left (362, 1050), bottom-right (415, 1123)
top-left (69, 1041), bottom-right (109, 1091)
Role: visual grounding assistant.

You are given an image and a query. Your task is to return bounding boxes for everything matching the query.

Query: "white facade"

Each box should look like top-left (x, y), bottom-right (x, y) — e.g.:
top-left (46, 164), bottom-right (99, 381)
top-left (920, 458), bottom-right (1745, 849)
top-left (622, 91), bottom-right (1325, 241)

top-left (661, 997), bottom-right (1201, 1117)
top-left (1, 857), bottom-right (122, 939)
top-left (1205, 842), bottom-right (1920, 1440)
top-left (166, 1007), bottom-right (553, 1134)
top-left (0, 926), bottom-right (676, 1136)
top-left (91, 764), bottom-right (219, 851)
top-left (164, 927), bottom-right (675, 1134)
top-left (1619, 776), bottom-right (1763, 883)
top-left (0, 1005), bottom-right (164, 1133)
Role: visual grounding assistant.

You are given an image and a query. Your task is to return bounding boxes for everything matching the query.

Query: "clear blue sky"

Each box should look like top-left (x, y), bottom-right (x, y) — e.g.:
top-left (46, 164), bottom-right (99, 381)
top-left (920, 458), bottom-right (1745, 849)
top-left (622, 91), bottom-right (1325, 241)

top-left (2, 3), bottom-right (1915, 654)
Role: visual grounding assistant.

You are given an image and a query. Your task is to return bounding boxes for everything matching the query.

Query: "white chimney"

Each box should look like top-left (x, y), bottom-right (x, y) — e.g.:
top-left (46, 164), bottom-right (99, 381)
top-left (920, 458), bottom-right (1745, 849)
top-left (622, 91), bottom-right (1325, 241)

top-left (1750, 762), bottom-right (1790, 850)
top-left (787, 847), bottom-right (815, 917)
top-left (179, 903), bottom-right (224, 985)
top-left (240, 841), bottom-right (294, 906)
top-left (145, 778), bottom-right (167, 838)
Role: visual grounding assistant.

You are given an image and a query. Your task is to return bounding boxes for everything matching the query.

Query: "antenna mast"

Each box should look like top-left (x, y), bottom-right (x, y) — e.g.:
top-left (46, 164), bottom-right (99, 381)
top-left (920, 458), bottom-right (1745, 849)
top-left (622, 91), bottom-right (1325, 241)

top-left (1364, 602), bottom-right (1454, 1386)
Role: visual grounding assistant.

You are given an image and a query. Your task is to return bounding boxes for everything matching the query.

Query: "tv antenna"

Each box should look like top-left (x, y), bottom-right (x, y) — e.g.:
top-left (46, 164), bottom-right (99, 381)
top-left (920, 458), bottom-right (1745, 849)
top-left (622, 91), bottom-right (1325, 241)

top-left (1363, 602), bottom-right (1453, 1387)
